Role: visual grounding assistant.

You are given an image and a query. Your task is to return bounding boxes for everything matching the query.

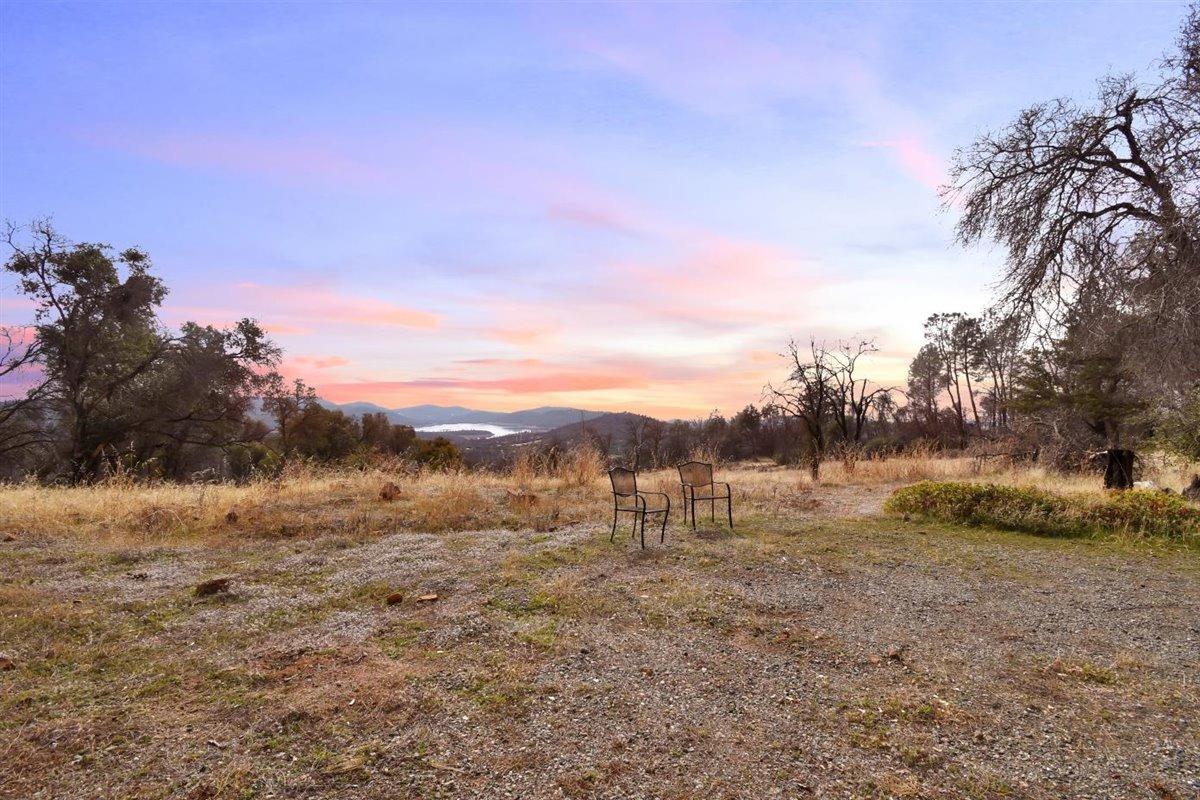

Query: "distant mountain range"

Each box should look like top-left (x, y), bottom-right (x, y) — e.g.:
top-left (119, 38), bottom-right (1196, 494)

top-left (246, 398), bottom-right (660, 460)
top-left (311, 401), bottom-right (606, 432)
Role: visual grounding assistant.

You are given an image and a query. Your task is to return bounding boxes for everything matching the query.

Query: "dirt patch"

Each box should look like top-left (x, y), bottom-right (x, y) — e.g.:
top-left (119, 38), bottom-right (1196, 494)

top-left (1, 485), bottom-right (1197, 800)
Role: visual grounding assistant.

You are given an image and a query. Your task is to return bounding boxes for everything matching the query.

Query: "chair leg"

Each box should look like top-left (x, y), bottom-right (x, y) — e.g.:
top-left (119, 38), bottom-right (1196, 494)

top-left (610, 506), bottom-right (618, 542)
top-left (727, 495), bottom-right (733, 529)
top-left (680, 489), bottom-right (687, 526)
top-left (710, 496), bottom-right (715, 522)
top-left (639, 512), bottom-right (646, 549)
top-left (660, 509), bottom-right (668, 543)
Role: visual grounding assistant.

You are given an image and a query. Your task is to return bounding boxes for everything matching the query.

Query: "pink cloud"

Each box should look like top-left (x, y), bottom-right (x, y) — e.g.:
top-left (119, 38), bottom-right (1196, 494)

top-left (593, 236), bottom-right (822, 330)
top-left (311, 344), bottom-right (798, 420)
top-left (862, 136), bottom-right (946, 190)
top-left (454, 357), bottom-right (546, 367)
top-left (234, 282), bottom-right (439, 331)
top-left (88, 131), bottom-right (388, 188)
top-left (290, 355), bottom-right (351, 369)
top-left (480, 324), bottom-right (559, 346)
top-left (160, 306), bottom-right (316, 336)
top-left (546, 202), bottom-right (646, 238)
top-left (549, 5), bottom-right (854, 117)
top-left (2, 325), bottom-right (38, 347)
top-left (320, 371), bottom-right (648, 399)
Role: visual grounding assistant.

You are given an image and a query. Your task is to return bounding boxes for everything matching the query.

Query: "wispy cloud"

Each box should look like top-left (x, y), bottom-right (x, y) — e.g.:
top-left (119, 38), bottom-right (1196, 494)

top-left (290, 355), bottom-right (351, 369)
top-left (234, 282), bottom-right (440, 331)
top-left (86, 130), bottom-right (389, 189)
top-left (861, 136), bottom-right (946, 190)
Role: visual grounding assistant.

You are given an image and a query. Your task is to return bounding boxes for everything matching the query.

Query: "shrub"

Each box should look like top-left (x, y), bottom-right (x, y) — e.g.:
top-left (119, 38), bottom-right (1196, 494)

top-left (885, 481), bottom-right (1200, 542)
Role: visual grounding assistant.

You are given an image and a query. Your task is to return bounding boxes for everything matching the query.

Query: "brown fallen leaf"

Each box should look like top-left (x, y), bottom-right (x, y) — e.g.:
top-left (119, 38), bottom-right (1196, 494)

top-left (194, 577), bottom-right (233, 597)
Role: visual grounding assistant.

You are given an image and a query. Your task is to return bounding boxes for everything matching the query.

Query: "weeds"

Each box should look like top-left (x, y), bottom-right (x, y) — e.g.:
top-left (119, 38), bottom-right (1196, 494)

top-left (2, 452), bottom-right (1194, 546)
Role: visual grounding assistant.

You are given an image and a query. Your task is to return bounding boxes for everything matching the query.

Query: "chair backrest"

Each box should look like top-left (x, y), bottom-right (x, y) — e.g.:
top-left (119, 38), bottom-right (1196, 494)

top-left (609, 467), bottom-right (637, 496)
top-left (678, 461), bottom-right (714, 487)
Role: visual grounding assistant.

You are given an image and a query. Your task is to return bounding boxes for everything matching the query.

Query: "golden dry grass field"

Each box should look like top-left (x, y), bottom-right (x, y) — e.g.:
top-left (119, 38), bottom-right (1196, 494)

top-left (1, 454), bottom-right (1198, 799)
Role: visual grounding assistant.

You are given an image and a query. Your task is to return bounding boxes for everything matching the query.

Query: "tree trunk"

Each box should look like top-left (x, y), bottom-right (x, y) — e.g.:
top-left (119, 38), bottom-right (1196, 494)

top-left (1103, 449), bottom-right (1135, 490)
top-left (964, 370), bottom-right (981, 429)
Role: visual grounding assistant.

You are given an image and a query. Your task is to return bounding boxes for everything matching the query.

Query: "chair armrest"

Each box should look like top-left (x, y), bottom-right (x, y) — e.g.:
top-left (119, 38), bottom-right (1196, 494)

top-left (638, 491), bottom-right (671, 509)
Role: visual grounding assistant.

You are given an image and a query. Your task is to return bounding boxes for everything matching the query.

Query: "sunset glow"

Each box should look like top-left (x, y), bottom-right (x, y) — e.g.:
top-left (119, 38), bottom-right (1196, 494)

top-left (1, 2), bottom-right (1186, 418)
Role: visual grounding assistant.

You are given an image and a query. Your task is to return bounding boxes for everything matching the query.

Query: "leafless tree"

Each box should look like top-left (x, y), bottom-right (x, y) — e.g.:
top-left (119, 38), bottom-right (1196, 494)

top-left (0, 325), bottom-right (53, 462)
top-left (974, 310), bottom-right (1024, 431)
top-left (765, 338), bottom-right (839, 480)
top-left (828, 338), bottom-right (894, 444)
top-left (944, 6), bottom-right (1200, 385)
top-left (922, 313), bottom-right (979, 445)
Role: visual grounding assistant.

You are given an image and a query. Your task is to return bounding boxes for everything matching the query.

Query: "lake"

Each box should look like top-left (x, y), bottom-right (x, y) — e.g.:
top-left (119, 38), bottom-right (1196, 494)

top-left (415, 423), bottom-right (531, 438)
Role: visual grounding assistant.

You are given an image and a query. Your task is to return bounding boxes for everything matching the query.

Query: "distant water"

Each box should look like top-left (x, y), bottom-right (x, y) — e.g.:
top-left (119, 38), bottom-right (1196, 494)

top-left (416, 423), bottom-right (531, 438)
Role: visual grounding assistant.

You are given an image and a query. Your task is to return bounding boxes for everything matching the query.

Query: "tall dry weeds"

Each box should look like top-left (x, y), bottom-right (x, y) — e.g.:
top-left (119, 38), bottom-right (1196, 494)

top-left (1, 452), bottom-right (1194, 544)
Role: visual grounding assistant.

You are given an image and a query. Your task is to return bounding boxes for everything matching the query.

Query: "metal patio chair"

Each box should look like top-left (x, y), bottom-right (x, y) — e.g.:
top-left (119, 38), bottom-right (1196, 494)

top-left (608, 467), bottom-right (671, 549)
top-left (677, 461), bottom-right (733, 530)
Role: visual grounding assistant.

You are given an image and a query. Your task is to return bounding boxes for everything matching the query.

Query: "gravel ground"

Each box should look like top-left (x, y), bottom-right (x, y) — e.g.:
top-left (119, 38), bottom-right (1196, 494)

top-left (1, 485), bottom-right (1197, 800)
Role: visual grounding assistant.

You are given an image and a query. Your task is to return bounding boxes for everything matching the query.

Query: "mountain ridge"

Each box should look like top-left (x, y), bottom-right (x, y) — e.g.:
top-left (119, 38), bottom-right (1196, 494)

top-left (321, 401), bottom-right (607, 431)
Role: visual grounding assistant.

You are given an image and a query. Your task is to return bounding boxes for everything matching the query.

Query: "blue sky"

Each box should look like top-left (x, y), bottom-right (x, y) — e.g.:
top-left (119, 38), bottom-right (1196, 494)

top-left (1, 1), bottom-right (1189, 416)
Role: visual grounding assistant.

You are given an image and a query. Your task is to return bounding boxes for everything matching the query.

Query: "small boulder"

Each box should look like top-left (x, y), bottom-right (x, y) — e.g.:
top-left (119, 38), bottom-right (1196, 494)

top-left (379, 482), bottom-right (401, 502)
top-left (194, 577), bottom-right (233, 597)
top-left (385, 592), bottom-right (405, 606)
top-left (1183, 475), bottom-right (1200, 503)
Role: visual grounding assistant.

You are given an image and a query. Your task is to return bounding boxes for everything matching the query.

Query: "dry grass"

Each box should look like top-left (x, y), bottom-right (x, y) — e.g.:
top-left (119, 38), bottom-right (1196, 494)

top-left (2, 449), bottom-right (1198, 799)
top-left (1, 450), bottom-right (1194, 546)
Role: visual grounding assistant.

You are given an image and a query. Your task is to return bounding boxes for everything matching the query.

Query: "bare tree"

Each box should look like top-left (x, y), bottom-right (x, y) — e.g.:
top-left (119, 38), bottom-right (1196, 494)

top-left (945, 6), bottom-right (1200, 381)
top-left (906, 343), bottom-right (943, 435)
top-left (828, 338), bottom-right (893, 444)
top-left (0, 324), bottom-right (51, 459)
top-left (975, 310), bottom-right (1024, 431)
top-left (922, 313), bottom-right (977, 446)
top-left (765, 338), bottom-right (839, 480)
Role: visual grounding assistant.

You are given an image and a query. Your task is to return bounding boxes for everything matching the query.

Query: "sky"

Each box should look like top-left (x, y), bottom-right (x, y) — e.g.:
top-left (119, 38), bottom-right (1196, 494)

top-left (0, 1), bottom-right (1190, 419)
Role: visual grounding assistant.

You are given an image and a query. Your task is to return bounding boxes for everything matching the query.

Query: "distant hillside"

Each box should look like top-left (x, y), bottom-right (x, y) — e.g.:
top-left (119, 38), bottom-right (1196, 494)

top-left (460, 411), bottom-right (662, 462)
top-left (319, 400), bottom-right (417, 427)
top-left (391, 404), bottom-right (605, 430)
top-left (497, 411), bottom-right (654, 445)
top-left (247, 399), bottom-right (610, 440)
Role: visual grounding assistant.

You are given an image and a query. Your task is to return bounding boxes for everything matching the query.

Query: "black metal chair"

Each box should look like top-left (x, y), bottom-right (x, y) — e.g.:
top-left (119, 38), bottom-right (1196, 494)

top-left (677, 461), bottom-right (733, 530)
top-left (608, 467), bottom-right (670, 549)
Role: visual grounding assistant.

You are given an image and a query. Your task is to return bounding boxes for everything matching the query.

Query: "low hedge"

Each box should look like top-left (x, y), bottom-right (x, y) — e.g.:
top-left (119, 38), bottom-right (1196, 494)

top-left (884, 481), bottom-right (1200, 541)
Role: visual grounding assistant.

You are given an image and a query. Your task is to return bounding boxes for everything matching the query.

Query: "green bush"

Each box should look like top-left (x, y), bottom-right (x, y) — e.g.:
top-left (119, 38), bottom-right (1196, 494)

top-left (884, 481), bottom-right (1200, 542)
